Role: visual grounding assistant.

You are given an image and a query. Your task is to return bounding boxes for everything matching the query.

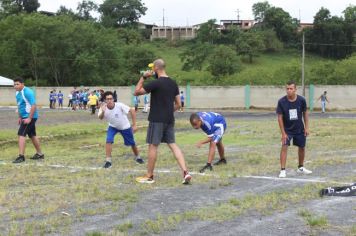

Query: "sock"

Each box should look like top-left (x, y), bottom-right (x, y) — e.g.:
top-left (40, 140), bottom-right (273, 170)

top-left (207, 163), bottom-right (212, 166)
top-left (281, 168), bottom-right (285, 170)
top-left (106, 157), bottom-right (112, 163)
top-left (19, 154), bottom-right (25, 157)
top-left (135, 155), bottom-right (141, 160)
top-left (298, 165), bottom-right (303, 169)
top-left (183, 170), bottom-right (189, 176)
top-left (37, 152), bottom-right (43, 155)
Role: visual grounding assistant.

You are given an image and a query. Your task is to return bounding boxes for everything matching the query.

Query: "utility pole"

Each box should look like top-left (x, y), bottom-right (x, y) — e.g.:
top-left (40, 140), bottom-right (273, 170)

top-left (236, 9), bottom-right (240, 21)
top-left (163, 8), bottom-right (165, 26)
top-left (302, 32), bottom-right (305, 96)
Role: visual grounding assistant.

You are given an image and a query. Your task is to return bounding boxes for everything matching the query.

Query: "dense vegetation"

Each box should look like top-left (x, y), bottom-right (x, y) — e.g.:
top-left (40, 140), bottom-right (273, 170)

top-left (0, 0), bottom-right (355, 86)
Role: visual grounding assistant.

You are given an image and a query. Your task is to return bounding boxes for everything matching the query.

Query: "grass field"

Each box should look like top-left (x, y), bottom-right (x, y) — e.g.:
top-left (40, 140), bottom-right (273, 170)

top-left (0, 110), bottom-right (355, 235)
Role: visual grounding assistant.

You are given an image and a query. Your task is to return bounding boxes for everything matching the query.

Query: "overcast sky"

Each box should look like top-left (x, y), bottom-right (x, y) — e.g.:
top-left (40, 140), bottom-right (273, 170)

top-left (38, 0), bottom-right (354, 26)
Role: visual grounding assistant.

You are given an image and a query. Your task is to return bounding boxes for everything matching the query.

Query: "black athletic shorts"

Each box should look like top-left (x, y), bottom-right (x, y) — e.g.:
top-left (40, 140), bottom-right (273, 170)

top-left (18, 118), bottom-right (37, 138)
top-left (146, 122), bottom-right (175, 145)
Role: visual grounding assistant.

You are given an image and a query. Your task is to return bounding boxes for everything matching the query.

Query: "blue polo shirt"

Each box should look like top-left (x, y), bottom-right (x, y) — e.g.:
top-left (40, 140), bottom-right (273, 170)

top-left (276, 95), bottom-right (307, 135)
top-left (16, 87), bottom-right (38, 119)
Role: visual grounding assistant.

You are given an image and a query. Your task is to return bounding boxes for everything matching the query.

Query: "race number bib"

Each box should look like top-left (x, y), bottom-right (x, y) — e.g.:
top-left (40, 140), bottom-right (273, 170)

top-left (289, 109), bottom-right (298, 120)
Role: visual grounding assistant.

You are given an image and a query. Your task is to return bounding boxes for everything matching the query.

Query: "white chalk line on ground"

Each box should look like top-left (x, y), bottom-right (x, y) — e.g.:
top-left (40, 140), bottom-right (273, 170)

top-left (0, 161), bottom-right (352, 185)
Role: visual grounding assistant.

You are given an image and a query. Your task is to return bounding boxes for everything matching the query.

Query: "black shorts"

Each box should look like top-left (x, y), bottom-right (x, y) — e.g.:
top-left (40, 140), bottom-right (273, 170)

top-left (18, 118), bottom-right (37, 138)
top-left (181, 102), bottom-right (184, 107)
top-left (285, 133), bottom-right (306, 148)
top-left (146, 122), bottom-right (175, 145)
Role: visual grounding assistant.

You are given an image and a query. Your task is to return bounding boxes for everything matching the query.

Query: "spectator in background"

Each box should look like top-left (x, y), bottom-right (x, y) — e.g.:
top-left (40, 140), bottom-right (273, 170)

top-left (82, 89), bottom-right (88, 110)
top-left (52, 89), bottom-right (57, 109)
top-left (113, 90), bottom-right (118, 102)
top-left (88, 91), bottom-right (98, 115)
top-left (49, 90), bottom-right (54, 109)
top-left (134, 96), bottom-right (140, 111)
top-left (67, 92), bottom-right (73, 108)
top-left (57, 90), bottom-right (64, 109)
top-left (143, 94), bottom-right (149, 113)
top-left (180, 91), bottom-right (185, 112)
top-left (317, 91), bottom-right (329, 113)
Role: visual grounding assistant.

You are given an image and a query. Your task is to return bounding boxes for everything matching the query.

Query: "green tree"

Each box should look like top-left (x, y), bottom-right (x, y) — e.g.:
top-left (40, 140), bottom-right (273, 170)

top-left (0, 0), bottom-right (40, 15)
top-left (263, 7), bottom-right (298, 44)
top-left (252, 1), bottom-right (271, 23)
top-left (236, 31), bottom-right (265, 63)
top-left (259, 29), bottom-right (283, 52)
top-left (196, 19), bottom-right (221, 44)
top-left (180, 42), bottom-right (213, 71)
top-left (305, 7), bottom-right (354, 59)
top-left (343, 5), bottom-right (356, 22)
top-left (77, 0), bottom-right (98, 21)
top-left (208, 45), bottom-right (239, 79)
top-left (99, 0), bottom-right (147, 28)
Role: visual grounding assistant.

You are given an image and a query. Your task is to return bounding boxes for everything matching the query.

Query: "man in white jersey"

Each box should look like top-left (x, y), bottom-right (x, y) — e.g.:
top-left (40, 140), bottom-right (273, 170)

top-left (98, 91), bottom-right (144, 168)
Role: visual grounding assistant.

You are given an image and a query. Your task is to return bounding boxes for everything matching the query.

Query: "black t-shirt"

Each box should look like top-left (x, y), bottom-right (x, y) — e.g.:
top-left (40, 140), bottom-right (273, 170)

top-left (276, 95), bottom-right (307, 135)
top-left (144, 77), bottom-right (179, 123)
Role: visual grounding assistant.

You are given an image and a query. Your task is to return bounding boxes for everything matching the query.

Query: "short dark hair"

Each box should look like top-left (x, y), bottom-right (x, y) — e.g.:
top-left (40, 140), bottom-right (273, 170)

top-left (190, 113), bottom-right (200, 125)
top-left (14, 77), bottom-right (24, 84)
top-left (286, 80), bottom-right (296, 87)
top-left (103, 91), bottom-right (114, 100)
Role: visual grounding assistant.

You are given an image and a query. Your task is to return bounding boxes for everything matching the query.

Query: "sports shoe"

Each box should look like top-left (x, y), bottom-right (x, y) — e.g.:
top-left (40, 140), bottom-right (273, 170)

top-left (297, 167), bottom-right (312, 174)
top-left (213, 158), bottom-right (227, 165)
top-left (103, 161), bottom-right (112, 169)
top-left (136, 175), bottom-right (155, 184)
top-left (135, 157), bottom-right (144, 164)
top-left (30, 153), bottom-right (44, 160)
top-left (182, 171), bottom-right (192, 185)
top-left (278, 170), bottom-right (286, 178)
top-left (199, 164), bottom-right (213, 173)
top-left (13, 155), bottom-right (25, 163)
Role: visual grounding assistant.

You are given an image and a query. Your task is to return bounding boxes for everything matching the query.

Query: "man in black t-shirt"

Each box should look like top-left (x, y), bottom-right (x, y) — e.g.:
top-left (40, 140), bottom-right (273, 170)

top-left (134, 59), bottom-right (191, 184)
top-left (276, 81), bottom-right (312, 178)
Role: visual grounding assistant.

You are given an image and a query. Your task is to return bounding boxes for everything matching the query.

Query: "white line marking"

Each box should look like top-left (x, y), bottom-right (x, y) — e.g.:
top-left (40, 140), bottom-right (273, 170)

top-left (0, 162), bottom-right (352, 184)
top-left (242, 175), bottom-right (352, 185)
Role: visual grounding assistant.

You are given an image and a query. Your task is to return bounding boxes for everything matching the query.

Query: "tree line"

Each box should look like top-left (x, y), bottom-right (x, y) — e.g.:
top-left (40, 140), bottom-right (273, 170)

top-left (0, 0), bottom-right (355, 86)
top-left (180, 2), bottom-right (356, 82)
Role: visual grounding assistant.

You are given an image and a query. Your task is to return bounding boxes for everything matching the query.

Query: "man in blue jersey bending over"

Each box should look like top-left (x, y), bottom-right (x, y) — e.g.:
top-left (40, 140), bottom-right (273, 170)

top-left (190, 112), bottom-right (227, 173)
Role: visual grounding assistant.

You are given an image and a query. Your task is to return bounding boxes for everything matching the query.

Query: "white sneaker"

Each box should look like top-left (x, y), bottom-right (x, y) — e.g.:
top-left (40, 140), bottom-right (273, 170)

top-left (279, 170), bottom-right (286, 178)
top-left (297, 167), bottom-right (312, 174)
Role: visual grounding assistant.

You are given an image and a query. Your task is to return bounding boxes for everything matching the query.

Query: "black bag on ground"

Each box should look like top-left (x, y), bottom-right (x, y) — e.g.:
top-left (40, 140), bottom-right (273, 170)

top-left (320, 183), bottom-right (356, 197)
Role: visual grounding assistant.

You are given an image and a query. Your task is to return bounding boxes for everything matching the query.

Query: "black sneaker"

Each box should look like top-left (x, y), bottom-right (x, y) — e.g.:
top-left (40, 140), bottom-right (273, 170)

top-left (199, 164), bottom-right (213, 173)
top-left (135, 157), bottom-right (144, 164)
top-left (213, 158), bottom-right (227, 165)
top-left (13, 155), bottom-right (25, 163)
top-left (30, 153), bottom-right (44, 160)
top-left (103, 161), bottom-right (112, 169)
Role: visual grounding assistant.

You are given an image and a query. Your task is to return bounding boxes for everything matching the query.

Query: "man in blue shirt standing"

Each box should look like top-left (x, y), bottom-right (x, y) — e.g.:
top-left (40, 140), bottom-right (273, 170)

top-left (190, 112), bottom-right (227, 173)
top-left (13, 77), bottom-right (44, 163)
top-left (276, 81), bottom-right (312, 178)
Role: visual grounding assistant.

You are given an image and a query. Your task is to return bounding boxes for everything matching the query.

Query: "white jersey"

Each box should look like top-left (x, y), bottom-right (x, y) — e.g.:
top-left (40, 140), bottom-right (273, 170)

top-left (100, 102), bottom-right (131, 130)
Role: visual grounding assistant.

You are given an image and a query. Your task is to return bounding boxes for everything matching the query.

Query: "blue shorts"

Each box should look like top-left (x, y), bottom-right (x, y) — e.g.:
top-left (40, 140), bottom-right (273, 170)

top-left (211, 121), bottom-right (227, 143)
top-left (106, 126), bottom-right (136, 146)
top-left (285, 133), bottom-right (306, 148)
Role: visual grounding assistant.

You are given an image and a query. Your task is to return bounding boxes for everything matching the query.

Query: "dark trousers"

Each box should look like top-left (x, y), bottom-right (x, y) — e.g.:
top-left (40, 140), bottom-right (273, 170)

top-left (91, 105), bottom-right (96, 114)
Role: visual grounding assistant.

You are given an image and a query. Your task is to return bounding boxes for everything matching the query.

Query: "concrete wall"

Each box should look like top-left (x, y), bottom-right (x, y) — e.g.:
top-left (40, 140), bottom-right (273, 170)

top-left (190, 86), bottom-right (245, 108)
top-left (1, 85), bottom-right (356, 110)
